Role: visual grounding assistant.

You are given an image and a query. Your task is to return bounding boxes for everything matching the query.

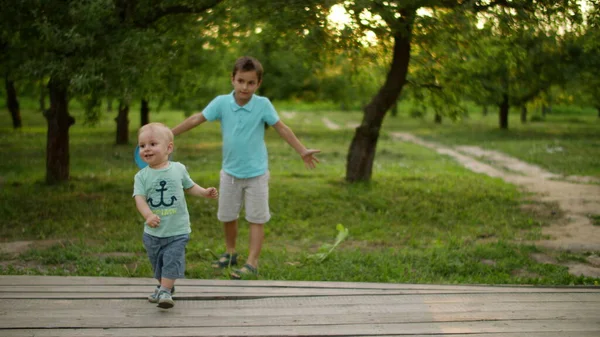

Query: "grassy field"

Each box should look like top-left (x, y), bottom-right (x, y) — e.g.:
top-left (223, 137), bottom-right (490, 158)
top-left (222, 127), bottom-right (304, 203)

top-left (1, 101), bottom-right (599, 285)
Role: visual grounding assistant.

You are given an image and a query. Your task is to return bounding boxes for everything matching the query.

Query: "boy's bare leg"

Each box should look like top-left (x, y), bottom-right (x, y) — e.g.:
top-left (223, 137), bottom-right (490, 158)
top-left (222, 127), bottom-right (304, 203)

top-left (224, 220), bottom-right (238, 254)
top-left (246, 223), bottom-right (264, 268)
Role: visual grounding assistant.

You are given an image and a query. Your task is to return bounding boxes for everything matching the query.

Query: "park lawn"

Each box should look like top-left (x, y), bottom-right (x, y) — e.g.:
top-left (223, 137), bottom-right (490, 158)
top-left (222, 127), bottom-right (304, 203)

top-left (315, 103), bottom-right (600, 178)
top-left (0, 103), bottom-right (598, 286)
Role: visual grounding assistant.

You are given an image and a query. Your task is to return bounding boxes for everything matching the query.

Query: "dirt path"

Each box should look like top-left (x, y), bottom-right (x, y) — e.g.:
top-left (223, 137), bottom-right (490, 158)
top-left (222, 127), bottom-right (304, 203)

top-left (391, 132), bottom-right (600, 277)
top-left (391, 132), bottom-right (600, 251)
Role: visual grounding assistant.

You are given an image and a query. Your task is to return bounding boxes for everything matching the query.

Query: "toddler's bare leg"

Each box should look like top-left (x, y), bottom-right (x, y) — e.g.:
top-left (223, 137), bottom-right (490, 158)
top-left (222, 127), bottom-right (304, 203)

top-left (161, 278), bottom-right (175, 290)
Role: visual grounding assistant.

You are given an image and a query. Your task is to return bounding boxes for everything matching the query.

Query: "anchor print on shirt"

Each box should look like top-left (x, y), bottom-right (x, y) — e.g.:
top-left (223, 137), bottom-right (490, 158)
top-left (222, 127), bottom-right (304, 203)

top-left (147, 180), bottom-right (177, 207)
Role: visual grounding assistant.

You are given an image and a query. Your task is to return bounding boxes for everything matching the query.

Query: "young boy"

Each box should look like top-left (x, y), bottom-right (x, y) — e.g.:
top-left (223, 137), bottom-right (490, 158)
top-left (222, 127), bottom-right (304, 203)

top-left (133, 122), bottom-right (218, 308)
top-left (171, 56), bottom-right (320, 279)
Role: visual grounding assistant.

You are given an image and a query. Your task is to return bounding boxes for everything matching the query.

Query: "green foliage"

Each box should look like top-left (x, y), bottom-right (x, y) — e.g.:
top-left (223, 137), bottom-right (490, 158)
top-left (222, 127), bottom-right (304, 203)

top-left (402, 0), bottom-right (587, 126)
top-left (306, 224), bottom-right (349, 263)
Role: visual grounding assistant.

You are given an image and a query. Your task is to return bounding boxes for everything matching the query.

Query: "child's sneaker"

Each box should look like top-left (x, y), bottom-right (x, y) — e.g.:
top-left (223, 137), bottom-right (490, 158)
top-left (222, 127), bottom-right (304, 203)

top-left (148, 286), bottom-right (175, 303)
top-left (157, 290), bottom-right (174, 309)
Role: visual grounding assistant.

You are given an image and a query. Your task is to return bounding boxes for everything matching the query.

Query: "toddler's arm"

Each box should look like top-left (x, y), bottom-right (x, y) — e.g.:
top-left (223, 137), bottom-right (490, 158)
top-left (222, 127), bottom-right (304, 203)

top-left (134, 195), bottom-right (160, 227)
top-left (272, 120), bottom-right (320, 169)
top-left (186, 184), bottom-right (218, 199)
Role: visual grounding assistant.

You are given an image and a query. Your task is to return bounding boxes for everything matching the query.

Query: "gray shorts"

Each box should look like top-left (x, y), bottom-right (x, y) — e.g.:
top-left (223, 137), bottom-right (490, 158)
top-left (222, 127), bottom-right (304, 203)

top-left (218, 170), bottom-right (270, 224)
top-left (142, 233), bottom-right (189, 280)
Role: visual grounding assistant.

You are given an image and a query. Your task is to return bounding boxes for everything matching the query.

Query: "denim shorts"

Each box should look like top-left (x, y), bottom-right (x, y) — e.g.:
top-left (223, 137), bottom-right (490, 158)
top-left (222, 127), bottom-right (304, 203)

top-left (142, 233), bottom-right (189, 280)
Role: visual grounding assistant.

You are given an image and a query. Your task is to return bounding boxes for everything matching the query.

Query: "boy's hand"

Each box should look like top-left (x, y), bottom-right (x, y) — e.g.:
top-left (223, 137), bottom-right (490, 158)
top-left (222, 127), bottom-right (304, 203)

top-left (146, 214), bottom-right (160, 228)
top-left (205, 187), bottom-right (219, 199)
top-left (301, 149), bottom-right (321, 169)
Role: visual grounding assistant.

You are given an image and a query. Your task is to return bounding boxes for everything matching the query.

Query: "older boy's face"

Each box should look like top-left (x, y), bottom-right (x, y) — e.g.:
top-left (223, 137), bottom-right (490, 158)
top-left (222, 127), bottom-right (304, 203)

top-left (231, 70), bottom-right (261, 105)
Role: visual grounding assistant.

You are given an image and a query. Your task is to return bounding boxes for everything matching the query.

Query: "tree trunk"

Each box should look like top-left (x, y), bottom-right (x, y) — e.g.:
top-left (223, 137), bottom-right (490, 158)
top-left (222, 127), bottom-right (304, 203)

top-left (115, 101), bottom-right (129, 145)
top-left (346, 11), bottom-right (414, 182)
top-left (39, 81), bottom-right (46, 113)
top-left (434, 113), bottom-right (442, 124)
top-left (499, 94), bottom-right (509, 130)
top-left (5, 76), bottom-right (21, 129)
top-left (520, 105), bottom-right (527, 124)
top-left (482, 105), bottom-right (488, 116)
top-left (141, 99), bottom-right (150, 126)
top-left (45, 77), bottom-right (75, 184)
top-left (390, 102), bottom-right (398, 117)
top-left (107, 99), bottom-right (113, 112)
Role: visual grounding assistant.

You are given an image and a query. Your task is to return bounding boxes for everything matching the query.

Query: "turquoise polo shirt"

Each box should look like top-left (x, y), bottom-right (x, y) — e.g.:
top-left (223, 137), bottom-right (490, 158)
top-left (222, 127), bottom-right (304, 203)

top-left (203, 91), bottom-right (280, 178)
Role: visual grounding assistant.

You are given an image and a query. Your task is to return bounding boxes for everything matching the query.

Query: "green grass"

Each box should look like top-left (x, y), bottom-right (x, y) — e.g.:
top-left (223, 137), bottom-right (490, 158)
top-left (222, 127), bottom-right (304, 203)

top-left (0, 101), bottom-right (599, 286)
top-left (322, 103), bottom-right (600, 178)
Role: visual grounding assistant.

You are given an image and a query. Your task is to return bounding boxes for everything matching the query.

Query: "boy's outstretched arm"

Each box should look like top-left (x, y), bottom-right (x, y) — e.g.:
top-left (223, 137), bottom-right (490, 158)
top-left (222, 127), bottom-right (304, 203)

top-left (272, 120), bottom-right (320, 169)
top-left (172, 112), bottom-right (207, 136)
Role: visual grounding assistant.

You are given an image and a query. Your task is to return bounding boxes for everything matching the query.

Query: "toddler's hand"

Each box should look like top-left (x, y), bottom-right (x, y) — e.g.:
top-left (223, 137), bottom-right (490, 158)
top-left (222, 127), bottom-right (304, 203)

top-left (206, 187), bottom-right (218, 199)
top-left (146, 214), bottom-right (160, 228)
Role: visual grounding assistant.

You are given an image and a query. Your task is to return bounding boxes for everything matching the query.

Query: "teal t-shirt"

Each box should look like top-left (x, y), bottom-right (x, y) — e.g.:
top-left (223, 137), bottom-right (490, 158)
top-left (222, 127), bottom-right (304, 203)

top-left (202, 91), bottom-right (280, 178)
top-left (133, 162), bottom-right (195, 237)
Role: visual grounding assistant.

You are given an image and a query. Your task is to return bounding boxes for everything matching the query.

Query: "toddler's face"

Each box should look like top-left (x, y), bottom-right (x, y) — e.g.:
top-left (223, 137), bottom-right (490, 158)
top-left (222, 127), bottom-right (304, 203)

top-left (138, 130), bottom-right (172, 168)
top-left (232, 70), bottom-right (260, 104)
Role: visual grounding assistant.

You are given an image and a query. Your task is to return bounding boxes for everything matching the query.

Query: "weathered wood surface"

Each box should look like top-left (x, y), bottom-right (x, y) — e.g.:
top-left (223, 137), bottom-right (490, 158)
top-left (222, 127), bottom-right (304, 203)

top-left (0, 275), bottom-right (598, 336)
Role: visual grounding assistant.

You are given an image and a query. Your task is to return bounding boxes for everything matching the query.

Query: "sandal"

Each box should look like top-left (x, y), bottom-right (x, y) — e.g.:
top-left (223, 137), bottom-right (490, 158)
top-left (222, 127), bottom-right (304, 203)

top-left (231, 263), bottom-right (258, 280)
top-left (211, 253), bottom-right (238, 269)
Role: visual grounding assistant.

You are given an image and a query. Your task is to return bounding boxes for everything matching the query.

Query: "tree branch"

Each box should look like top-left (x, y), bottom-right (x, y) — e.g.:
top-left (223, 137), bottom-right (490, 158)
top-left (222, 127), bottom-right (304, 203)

top-left (512, 82), bottom-right (551, 106)
top-left (135, 0), bottom-right (225, 28)
top-left (471, 0), bottom-right (533, 13)
top-left (407, 80), bottom-right (443, 90)
top-left (436, 0), bottom-right (534, 13)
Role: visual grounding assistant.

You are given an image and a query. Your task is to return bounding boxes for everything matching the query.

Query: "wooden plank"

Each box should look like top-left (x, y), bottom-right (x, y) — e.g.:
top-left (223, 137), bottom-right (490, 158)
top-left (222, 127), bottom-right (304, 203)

top-left (3, 294), bottom-right (599, 312)
top-left (2, 289), bottom-right (599, 304)
top-left (392, 334), bottom-right (600, 337)
top-left (1, 297), bottom-right (598, 328)
top-left (5, 285), bottom-right (600, 297)
top-left (374, 334), bottom-right (600, 337)
top-left (1, 275), bottom-right (596, 293)
top-left (1, 308), bottom-right (597, 329)
top-left (6, 333), bottom-right (599, 337)
top-left (1, 320), bottom-right (599, 336)
top-left (5, 332), bottom-right (599, 337)
top-left (0, 285), bottom-right (411, 298)
top-left (10, 289), bottom-right (597, 299)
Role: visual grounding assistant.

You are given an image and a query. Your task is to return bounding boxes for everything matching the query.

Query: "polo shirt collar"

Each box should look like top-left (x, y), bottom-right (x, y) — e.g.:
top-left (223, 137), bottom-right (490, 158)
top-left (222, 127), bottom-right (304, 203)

top-left (229, 91), bottom-right (256, 112)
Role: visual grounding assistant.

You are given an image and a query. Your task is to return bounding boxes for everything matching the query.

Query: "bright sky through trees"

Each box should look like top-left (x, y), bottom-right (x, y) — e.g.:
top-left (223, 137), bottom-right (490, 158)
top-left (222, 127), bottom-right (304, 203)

top-left (328, 4), bottom-right (352, 28)
top-left (328, 2), bottom-right (594, 40)
top-left (327, 4), bottom-right (378, 45)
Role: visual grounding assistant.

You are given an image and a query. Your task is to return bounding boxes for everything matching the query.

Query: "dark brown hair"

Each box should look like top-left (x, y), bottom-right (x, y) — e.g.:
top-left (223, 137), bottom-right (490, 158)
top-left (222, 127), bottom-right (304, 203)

top-left (232, 56), bottom-right (263, 83)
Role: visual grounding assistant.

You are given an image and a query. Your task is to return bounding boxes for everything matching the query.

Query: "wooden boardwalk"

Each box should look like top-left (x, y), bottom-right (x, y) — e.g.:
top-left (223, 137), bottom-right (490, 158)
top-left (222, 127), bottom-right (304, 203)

top-left (0, 275), bottom-right (599, 336)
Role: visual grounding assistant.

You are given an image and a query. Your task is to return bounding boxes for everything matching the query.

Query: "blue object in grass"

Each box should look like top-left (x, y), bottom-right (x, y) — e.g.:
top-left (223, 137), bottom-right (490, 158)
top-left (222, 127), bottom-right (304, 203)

top-left (134, 145), bottom-right (147, 169)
